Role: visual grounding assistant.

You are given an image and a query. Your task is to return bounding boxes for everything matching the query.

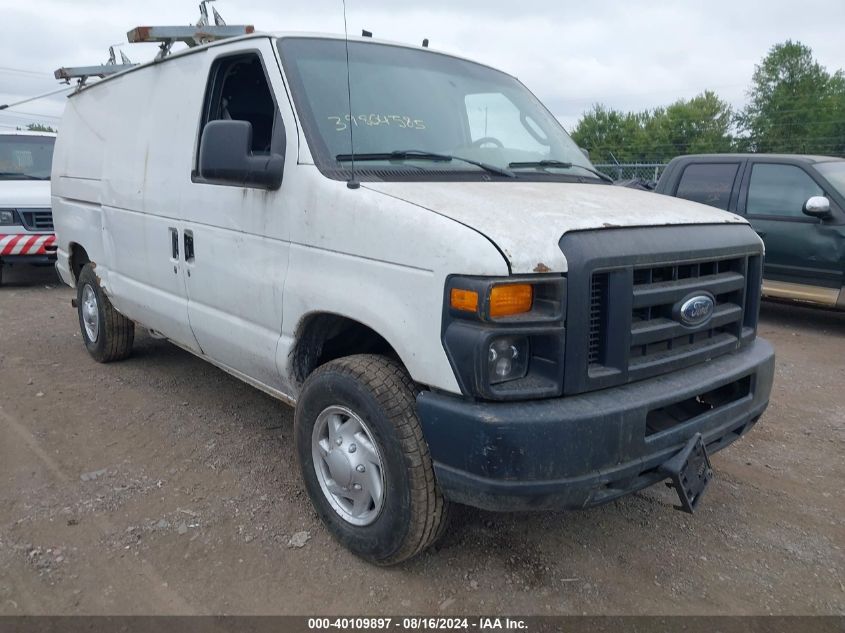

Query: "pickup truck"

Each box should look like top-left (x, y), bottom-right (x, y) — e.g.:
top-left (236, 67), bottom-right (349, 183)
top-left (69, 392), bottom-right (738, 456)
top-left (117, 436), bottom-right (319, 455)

top-left (0, 131), bottom-right (57, 286)
top-left (655, 154), bottom-right (845, 310)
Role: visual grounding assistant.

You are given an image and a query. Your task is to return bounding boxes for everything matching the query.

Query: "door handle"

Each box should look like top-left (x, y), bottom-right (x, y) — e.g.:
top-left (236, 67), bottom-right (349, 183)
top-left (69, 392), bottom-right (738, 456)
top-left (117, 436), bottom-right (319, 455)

top-left (184, 230), bottom-right (195, 262)
top-left (169, 227), bottom-right (179, 259)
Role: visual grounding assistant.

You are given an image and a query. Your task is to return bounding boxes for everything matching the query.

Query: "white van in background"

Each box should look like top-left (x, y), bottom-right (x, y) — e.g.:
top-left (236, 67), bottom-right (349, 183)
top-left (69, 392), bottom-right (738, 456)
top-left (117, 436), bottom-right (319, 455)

top-left (52, 32), bottom-right (775, 564)
top-left (0, 131), bottom-right (57, 286)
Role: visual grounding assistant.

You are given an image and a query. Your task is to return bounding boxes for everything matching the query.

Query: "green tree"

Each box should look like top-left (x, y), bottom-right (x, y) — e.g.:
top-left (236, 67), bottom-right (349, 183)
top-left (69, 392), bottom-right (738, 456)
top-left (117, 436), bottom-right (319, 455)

top-left (569, 104), bottom-right (643, 164)
top-left (659, 91), bottom-right (734, 156)
top-left (570, 92), bottom-right (734, 164)
top-left (739, 40), bottom-right (845, 155)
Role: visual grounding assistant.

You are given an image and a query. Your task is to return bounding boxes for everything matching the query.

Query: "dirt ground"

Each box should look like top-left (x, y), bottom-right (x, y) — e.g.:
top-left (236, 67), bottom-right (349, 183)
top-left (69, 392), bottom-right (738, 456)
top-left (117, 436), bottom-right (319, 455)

top-left (0, 265), bottom-right (843, 616)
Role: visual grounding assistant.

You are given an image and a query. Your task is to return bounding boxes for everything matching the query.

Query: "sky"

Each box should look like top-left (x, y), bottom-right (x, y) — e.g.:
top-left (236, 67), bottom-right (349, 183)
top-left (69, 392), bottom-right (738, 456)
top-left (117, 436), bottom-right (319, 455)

top-left (1, 0), bottom-right (844, 134)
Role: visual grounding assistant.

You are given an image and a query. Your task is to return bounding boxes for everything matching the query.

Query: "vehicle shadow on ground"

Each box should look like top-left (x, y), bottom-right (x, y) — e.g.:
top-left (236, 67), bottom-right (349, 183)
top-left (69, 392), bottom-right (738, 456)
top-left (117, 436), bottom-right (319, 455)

top-left (0, 264), bottom-right (61, 288)
top-left (52, 289), bottom-right (798, 583)
top-left (132, 330), bottom-right (700, 588)
top-left (418, 490), bottom-right (682, 570)
top-left (120, 330), bottom-right (696, 582)
top-left (759, 299), bottom-right (845, 334)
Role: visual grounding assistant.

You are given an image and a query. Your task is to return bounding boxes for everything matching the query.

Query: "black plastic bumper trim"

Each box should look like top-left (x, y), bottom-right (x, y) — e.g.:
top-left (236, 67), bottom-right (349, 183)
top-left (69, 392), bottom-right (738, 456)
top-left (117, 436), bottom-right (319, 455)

top-left (417, 337), bottom-right (774, 511)
top-left (0, 254), bottom-right (57, 265)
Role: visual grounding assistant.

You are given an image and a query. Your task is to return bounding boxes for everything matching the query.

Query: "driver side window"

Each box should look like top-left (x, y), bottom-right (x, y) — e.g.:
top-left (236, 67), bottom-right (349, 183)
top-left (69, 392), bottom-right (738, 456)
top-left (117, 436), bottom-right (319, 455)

top-left (199, 53), bottom-right (278, 157)
top-left (464, 93), bottom-right (549, 154)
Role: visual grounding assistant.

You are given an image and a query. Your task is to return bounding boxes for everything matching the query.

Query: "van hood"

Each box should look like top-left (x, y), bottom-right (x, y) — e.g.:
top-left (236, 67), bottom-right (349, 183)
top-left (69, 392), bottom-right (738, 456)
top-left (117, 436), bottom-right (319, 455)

top-left (363, 181), bottom-right (746, 273)
top-left (0, 179), bottom-right (51, 208)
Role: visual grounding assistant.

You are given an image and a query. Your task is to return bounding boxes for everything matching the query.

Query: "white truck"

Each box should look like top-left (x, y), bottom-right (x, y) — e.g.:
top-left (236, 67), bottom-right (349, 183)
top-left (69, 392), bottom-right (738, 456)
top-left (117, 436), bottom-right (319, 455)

top-left (0, 131), bottom-right (57, 285)
top-left (52, 31), bottom-right (775, 564)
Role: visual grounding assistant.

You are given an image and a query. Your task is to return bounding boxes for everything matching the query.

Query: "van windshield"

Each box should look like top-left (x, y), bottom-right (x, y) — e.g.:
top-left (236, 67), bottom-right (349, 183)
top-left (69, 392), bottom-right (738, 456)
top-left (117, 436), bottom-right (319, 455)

top-left (278, 37), bottom-right (599, 182)
top-left (0, 135), bottom-right (55, 180)
top-left (816, 161), bottom-right (845, 198)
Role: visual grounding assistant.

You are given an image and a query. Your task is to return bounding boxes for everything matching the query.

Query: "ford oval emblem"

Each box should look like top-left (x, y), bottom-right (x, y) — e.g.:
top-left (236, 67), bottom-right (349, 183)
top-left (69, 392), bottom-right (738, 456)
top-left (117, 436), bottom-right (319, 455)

top-left (677, 293), bottom-right (715, 327)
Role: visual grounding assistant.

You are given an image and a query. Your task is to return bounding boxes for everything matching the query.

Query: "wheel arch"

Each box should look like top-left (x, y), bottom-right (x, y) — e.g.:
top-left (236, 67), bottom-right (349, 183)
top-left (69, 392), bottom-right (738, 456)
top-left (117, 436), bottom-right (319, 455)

top-left (289, 312), bottom-right (405, 387)
top-left (68, 242), bottom-right (91, 285)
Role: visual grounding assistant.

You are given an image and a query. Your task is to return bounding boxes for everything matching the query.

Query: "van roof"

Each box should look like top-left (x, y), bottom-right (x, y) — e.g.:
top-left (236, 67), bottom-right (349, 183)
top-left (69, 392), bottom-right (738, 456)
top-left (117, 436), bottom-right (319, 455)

top-left (67, 31), bottom-right (508, 97)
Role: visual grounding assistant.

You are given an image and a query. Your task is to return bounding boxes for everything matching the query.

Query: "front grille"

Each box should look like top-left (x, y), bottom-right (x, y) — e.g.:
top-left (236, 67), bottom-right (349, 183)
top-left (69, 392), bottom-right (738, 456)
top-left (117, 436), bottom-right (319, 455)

top-left (560, 225), bottom-right (764, 396)
top-left (585, 253), bottom-right (760, 387)
top-left (588, 273), bottom-right (609, 366)
top-left (628, 257), bottom-right (745, 376)
top-left (18, 209), bottom-right (54, 231)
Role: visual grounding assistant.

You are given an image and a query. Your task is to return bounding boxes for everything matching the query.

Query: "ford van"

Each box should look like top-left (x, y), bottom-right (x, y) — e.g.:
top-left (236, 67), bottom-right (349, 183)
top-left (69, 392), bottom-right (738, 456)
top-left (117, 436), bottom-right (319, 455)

top-left (52, 32), bottom-right (775, 564)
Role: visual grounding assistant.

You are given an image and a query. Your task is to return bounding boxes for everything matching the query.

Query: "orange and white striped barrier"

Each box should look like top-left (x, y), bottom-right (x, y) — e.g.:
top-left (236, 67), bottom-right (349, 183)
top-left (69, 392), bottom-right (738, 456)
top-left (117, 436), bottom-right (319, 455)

top-left (0, 234), bottom-right (57, 257)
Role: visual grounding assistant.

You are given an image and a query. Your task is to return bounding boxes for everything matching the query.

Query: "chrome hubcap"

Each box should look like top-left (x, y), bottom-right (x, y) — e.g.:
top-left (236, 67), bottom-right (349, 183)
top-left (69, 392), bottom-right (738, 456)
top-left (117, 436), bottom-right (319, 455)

top-left (81, 284), bottom-right (99, 343)
top-left (312, 405), bottom-right (384, 526)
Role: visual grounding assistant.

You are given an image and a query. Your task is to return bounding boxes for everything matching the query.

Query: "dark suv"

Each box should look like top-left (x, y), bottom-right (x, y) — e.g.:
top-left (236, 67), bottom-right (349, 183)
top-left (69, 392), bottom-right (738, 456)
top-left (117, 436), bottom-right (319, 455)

top-left (655, 154), bottom-right (845, 310)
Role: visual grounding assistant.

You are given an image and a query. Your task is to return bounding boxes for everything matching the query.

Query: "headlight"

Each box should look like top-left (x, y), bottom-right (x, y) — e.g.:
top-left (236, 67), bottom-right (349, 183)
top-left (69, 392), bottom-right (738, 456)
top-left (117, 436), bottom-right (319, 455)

top-left (442, 275), bottom-right (566, 400)
top-left (0, 209), bottom-right (18, 226)
top-left (488, 336), bottom-right (529, 384)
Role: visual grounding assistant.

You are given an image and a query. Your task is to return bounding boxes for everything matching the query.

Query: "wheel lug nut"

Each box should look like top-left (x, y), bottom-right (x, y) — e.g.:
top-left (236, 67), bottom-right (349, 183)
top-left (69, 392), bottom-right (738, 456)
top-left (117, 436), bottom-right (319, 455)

top-left (356, 464), bottom-right (365, 473)
top-left (348, 443), bottom-right (357, 454)
top-left (335, 438), bottom-right (343, 446)
top-left (353, 483), bottom-right (362, 491)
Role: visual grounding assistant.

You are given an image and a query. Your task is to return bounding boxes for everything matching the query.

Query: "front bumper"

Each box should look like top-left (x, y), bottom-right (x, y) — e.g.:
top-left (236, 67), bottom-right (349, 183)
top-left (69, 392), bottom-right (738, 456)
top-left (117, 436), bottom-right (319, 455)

top-left (417, 338), bottom-right (775, 511)
top-left (0, 233), bottom-right (57, 262)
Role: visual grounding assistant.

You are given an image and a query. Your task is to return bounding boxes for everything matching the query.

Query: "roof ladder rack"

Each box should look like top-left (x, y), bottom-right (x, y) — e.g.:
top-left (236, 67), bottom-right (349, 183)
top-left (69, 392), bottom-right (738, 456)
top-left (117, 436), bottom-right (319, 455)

top-left (54, 46), bottom-right (137, 82)
top-left (53, 1), bottom-right (254, 85)
top-left (127, 24), bottom-right (255, 60)
top-left (130, 0), bottom-right (253, 60)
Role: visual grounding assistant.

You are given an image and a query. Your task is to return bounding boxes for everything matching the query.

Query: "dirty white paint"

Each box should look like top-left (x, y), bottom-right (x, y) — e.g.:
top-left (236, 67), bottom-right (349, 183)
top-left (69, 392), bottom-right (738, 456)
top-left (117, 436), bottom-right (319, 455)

top-left (364, 181), bottom-right (748, 274)
top-left (50, 33), bottom-right (746, 400)
top-left (51, 35), bottom-right (505, 397)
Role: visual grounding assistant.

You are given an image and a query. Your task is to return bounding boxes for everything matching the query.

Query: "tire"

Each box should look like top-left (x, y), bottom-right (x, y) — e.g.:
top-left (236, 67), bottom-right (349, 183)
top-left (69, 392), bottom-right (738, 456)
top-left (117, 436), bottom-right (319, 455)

top-left (295, 354), bottom-right (450, 565)
top-left (76, 263), bottom-right (134, 362)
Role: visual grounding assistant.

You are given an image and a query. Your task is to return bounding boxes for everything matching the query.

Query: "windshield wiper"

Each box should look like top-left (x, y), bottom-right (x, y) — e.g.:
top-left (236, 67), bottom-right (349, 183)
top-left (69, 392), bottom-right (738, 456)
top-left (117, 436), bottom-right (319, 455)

top-left (336, 150), bottom-right (515, 178)
top-left (508, 160), bottom-right (613, 183)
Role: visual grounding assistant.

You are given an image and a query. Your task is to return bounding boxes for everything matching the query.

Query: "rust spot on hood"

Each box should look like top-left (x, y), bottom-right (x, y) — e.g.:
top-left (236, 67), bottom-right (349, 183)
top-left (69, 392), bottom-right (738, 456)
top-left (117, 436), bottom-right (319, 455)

top-left (533, 262), bottom-right (551, 273)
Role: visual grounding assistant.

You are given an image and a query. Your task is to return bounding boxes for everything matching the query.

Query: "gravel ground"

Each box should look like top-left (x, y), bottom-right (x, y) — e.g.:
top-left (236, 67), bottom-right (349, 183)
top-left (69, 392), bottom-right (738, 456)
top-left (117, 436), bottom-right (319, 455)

top-left (0, 265), bottom-right (843, 615)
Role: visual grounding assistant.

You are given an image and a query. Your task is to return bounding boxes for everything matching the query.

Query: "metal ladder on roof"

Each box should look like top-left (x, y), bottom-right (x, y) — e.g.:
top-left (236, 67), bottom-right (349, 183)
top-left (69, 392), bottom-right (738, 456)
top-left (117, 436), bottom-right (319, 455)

top-left (53, 1), bottom-right (254, 86)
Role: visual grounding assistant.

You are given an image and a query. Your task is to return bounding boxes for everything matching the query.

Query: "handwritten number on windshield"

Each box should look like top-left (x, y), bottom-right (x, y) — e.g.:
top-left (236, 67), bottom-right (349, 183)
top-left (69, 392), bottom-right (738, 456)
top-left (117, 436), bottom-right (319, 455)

top-left (327, 115), bottom-right (426, 132)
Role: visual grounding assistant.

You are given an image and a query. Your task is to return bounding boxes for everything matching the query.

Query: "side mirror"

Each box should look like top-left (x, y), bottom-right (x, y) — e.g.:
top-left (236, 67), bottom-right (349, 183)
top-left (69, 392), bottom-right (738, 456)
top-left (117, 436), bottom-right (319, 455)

top-left (199, 120), bottom-right (284, 190)
top-left (803, 196), bottom-right (832, 219)
top-left (580, 147), bottom-right (590, 160)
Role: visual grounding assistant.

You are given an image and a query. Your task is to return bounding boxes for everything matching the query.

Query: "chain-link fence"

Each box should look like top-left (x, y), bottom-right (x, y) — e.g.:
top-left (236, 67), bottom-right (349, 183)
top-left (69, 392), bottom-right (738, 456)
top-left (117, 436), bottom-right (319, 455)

top-left (594, 162), bottom-right (667, 183)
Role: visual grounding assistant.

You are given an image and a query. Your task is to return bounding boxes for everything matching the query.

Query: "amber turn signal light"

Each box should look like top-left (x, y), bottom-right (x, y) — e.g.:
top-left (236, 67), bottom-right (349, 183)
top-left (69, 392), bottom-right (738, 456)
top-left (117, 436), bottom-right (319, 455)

top-left (489, 284), bottom-right (533, 317)
top-left (450, 288), bottom-right (479, 313)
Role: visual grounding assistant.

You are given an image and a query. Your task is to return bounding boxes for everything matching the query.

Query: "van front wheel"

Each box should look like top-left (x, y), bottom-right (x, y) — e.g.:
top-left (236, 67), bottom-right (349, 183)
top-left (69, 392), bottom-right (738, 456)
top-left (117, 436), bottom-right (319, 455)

top-left (76, 264), bottom-right (134, 363)
top-left (295, 354), bottom-right (450, 565)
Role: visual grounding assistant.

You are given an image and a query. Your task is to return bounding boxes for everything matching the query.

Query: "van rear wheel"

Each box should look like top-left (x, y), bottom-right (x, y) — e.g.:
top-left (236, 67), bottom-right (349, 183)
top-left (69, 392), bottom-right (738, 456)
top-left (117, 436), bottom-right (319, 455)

top-left (295, 354), bottom-right (450, 565)
top-left (77, 264), bottom-right (134, 363)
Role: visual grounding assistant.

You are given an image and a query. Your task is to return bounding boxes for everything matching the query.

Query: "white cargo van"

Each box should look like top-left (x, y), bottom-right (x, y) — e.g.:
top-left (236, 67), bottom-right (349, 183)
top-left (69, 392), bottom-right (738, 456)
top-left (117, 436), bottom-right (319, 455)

top-left (52, 32), bottom-right (775, 564)
top-left (1, 131), bottom-right (57, 285)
